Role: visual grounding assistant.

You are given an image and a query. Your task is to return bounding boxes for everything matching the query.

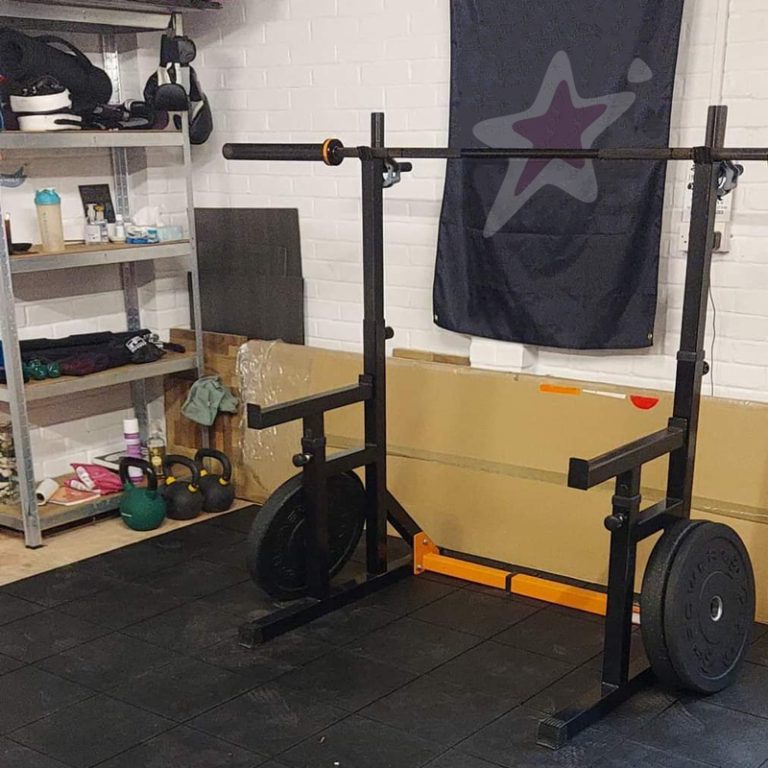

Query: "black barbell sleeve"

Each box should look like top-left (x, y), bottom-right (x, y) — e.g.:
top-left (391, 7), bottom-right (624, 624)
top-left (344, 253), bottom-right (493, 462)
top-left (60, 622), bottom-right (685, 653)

top-left (223, 138), bottom-right (345, 165)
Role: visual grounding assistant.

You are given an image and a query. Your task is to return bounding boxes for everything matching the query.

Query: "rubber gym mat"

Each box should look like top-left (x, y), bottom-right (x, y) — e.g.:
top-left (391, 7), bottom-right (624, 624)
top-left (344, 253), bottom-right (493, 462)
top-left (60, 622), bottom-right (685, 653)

top-left (0, 514), bottom-right (766, 768)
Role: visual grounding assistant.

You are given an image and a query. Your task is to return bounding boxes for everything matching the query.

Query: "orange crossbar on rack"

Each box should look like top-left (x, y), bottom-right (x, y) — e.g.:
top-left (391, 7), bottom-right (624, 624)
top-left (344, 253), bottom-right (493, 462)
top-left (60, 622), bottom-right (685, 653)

top-left (413, 532), bottom-right (636, 619)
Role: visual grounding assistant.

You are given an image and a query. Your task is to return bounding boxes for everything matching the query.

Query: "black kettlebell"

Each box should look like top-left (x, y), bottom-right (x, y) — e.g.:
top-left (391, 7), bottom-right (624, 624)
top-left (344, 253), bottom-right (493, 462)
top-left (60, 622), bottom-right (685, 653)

top-left (194, 448), bottom-right (236, 513)
top-left (161, 454), bottom-right (204, 520)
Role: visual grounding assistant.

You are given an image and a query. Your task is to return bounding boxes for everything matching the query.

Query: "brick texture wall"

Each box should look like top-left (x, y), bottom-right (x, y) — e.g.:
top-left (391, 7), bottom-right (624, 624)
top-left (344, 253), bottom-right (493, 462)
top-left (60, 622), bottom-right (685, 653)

top-left (183, 0), bottom-right (768, 402)
top-left (5, 0), bottom-right (768, 475)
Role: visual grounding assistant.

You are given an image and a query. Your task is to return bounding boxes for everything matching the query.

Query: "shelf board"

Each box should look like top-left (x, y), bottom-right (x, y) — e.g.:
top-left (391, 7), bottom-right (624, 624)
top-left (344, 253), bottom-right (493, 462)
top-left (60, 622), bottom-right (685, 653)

top-left (11, 240), bottom-right (192, 274)
top-left (2, 0), bottom-right (177, 32)
top-left (0, 491), bottom-right (122, 533)
top-left (0, 130), bottom-right (184, 150)
top-left (0, 351), bottom-right (197, 403)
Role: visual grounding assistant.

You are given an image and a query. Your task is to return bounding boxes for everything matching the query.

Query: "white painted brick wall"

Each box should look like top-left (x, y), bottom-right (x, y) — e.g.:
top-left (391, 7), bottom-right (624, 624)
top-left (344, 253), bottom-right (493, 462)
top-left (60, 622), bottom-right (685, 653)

top-left (179, 0), bottom-right (768, 403)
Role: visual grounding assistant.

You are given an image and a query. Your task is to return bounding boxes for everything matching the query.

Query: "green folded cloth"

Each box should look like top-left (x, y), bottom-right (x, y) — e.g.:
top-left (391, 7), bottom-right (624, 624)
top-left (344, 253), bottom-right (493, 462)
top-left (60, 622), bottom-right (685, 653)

top-left (181, 375), bottom-right (239, 426)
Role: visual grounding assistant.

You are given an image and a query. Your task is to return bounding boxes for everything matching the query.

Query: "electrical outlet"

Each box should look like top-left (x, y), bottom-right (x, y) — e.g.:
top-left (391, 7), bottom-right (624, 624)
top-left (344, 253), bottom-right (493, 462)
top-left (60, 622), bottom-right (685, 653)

top-left (713, 224), bottom-right (731, 253)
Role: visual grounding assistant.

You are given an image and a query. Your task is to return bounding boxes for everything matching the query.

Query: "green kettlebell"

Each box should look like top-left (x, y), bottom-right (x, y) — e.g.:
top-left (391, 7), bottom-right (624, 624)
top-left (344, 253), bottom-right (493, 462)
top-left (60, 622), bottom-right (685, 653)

top-left (195, 448), bottom-right (236, 513)
top-left (162, 455), bottom-right (204, 520)
top-left (119, 458), bottom-right (166, 531)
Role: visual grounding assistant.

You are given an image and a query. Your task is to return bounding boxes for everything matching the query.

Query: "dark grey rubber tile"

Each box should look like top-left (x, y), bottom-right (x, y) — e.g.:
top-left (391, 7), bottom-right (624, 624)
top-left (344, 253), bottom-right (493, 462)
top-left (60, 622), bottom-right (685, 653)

top-left (77, 538), bottom-right (193, 581)
top-left (109, 656), bottom-right (257, 721)
top-left (95, 725), bottom-right (264, 768)
top-left (347, 616), bottom-right (478, 673)
top-left (56, 581), bottom-right (184, 630)
top-left (424, 749), bottom-right (498, 768)
top-left (634, 699), bottom-right (768, 768)
top-left (0, 592), bottom-right (43, 626)
top-left (460, 705), bottom-right (619, 768)
top-left (361, 674), bottom-right (512, 747)
top-left (0, 666), bottom-right (90, 734)
top-left (2, 565), bottom-right (123, 607)
top-left (279, 648), bottom-right (416, 711)
top-left (201, 630), bottom-right (334, 668)
top-left (752, 622), bottom-right (768, 642)
top-left (494, 608), bottom-right (605, 666)
top-left (157, 523), bottom-right (246, 557)
top-left (412, 588), bottom-right (541, 637)
top-left (426, 640), bottom-right (571, 708)
top-left (748, 632), bottom-right (768, 667)
top-left (12, 694), bottom-right (173, 768)
top-left (358, 576), bottom-right (460, 615)
top-left (301, 603), bottom-right (399, 645)
top-left (210, 506), bottom-right (260, 533)
top-left (194, 638), bottom-right (297, 683)
top-left (425, 749), bottom-right (503, 768)
top-left (137, 558), bottom-right (248, 600)
top-left (0, 737), bottom-right (69, 767)
top-left (122, 602), bottom-right (237, 653)
top-left (705, 662), bottom-right (768, 719)
top-left (36, 633), bottom-right (179, 691)
top-left (201, 580), bottom-right (291, 619)
top-left (591, 741), bottom-right (714, 767)
top-left (281, 714), bottom-right (441, 768)
top-left (0, 652), bottom-right (23, 676)
top-left (190, 682), bottom-right (345, 757)
top-left (0, 610), bottom-right (106, 662)
top-left (197, 539), bottom-right (248, 568)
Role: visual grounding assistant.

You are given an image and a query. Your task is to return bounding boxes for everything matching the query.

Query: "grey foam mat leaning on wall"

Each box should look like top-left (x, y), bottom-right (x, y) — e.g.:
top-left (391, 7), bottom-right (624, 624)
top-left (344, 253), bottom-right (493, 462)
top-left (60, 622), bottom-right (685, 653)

top-left (194, 208), bottom-right (305, 344)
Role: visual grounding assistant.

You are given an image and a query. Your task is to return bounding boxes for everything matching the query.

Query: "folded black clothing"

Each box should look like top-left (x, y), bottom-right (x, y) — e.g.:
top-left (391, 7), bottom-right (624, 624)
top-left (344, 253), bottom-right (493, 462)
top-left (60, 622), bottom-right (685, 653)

top-left (20, 331), bottom-right (166, 375)
top-left (125, 334), bottom-right (165, 364)
top-left (20, 330), bottom-right (151, 355)
top-left (87, 101), bottom-right (156, 131)
top-left (58, 352), bottom-right (113, 377)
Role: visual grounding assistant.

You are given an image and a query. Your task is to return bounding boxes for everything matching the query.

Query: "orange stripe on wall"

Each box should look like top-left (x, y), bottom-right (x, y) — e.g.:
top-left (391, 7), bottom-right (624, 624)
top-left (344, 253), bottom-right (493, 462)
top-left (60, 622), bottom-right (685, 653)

top-left (539, 384), bottom-right (582, 396)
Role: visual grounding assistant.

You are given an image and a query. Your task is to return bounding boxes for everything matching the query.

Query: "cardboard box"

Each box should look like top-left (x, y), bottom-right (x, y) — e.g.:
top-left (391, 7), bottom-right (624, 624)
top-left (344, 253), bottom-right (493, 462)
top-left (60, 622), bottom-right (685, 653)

top-left (234, 340), bottom-right (768, 620)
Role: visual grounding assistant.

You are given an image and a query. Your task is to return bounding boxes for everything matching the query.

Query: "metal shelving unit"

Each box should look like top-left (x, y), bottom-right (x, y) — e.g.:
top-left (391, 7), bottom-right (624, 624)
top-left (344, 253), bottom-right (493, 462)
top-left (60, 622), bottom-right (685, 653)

top-left (10, 240), bottom-right (192, 274)
top-left (0, 131), bottom-right (185, 150)
top-left (0, 352), bottom-right (198, 403)
top-left (0, 3), bottom-right (210, 546)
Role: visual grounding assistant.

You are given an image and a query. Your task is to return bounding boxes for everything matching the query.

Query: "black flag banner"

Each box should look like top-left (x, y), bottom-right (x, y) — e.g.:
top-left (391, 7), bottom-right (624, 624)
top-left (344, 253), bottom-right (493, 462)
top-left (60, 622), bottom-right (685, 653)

top-left (434, 0), bottom-right (685, 350)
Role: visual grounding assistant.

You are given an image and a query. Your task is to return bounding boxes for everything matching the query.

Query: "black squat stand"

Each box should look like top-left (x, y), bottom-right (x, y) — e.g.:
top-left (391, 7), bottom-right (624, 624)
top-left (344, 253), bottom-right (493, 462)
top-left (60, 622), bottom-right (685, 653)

top-left (235, 115), bottom-right (421, 647)
top-left (224, 104), bottom-right (759, 749)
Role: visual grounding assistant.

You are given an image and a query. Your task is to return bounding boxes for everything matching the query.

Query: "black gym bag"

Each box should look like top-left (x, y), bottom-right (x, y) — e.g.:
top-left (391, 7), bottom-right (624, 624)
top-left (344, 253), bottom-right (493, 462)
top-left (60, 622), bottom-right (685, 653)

top-left (0, 28), bottom-right (112, 113)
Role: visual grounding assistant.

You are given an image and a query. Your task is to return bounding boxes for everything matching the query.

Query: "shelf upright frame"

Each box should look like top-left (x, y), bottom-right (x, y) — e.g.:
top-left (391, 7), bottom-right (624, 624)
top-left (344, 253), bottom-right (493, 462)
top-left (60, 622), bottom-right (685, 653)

top-left (0, 211), bottom-right (42, 547)
top-left (102, 31), bottom-right (150, 438)
top-left (175, 11), bottom-right (209, 448)
top-left (101, 32), bottom-right (149, 441)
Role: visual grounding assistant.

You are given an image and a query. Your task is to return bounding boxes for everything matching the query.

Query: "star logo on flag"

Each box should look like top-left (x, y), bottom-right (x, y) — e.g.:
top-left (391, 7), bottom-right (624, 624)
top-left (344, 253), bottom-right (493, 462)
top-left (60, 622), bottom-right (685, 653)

top-left (474, 51), bottom-right (641, 237)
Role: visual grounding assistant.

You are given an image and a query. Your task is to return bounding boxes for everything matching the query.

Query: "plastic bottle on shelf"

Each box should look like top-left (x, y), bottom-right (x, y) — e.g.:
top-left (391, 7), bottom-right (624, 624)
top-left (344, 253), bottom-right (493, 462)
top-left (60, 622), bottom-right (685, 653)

top-left (34, 188), bottom-right (65, 252)
top-left (123, 417), bottom-right (143, 480)
top-left (95, 205), bottom-right (109, 243)
top-left (113, 214), bottom-right (126, 243)
top-left (147, 422), bottom-right (167, 478)
top-left (84, 204), bottom-right (101, 244)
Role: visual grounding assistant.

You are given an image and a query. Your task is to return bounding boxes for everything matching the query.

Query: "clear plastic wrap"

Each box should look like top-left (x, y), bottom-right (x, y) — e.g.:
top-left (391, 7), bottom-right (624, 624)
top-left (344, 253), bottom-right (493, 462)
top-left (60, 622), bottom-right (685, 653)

top-left (236, 340), bottom-right (312, 501)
